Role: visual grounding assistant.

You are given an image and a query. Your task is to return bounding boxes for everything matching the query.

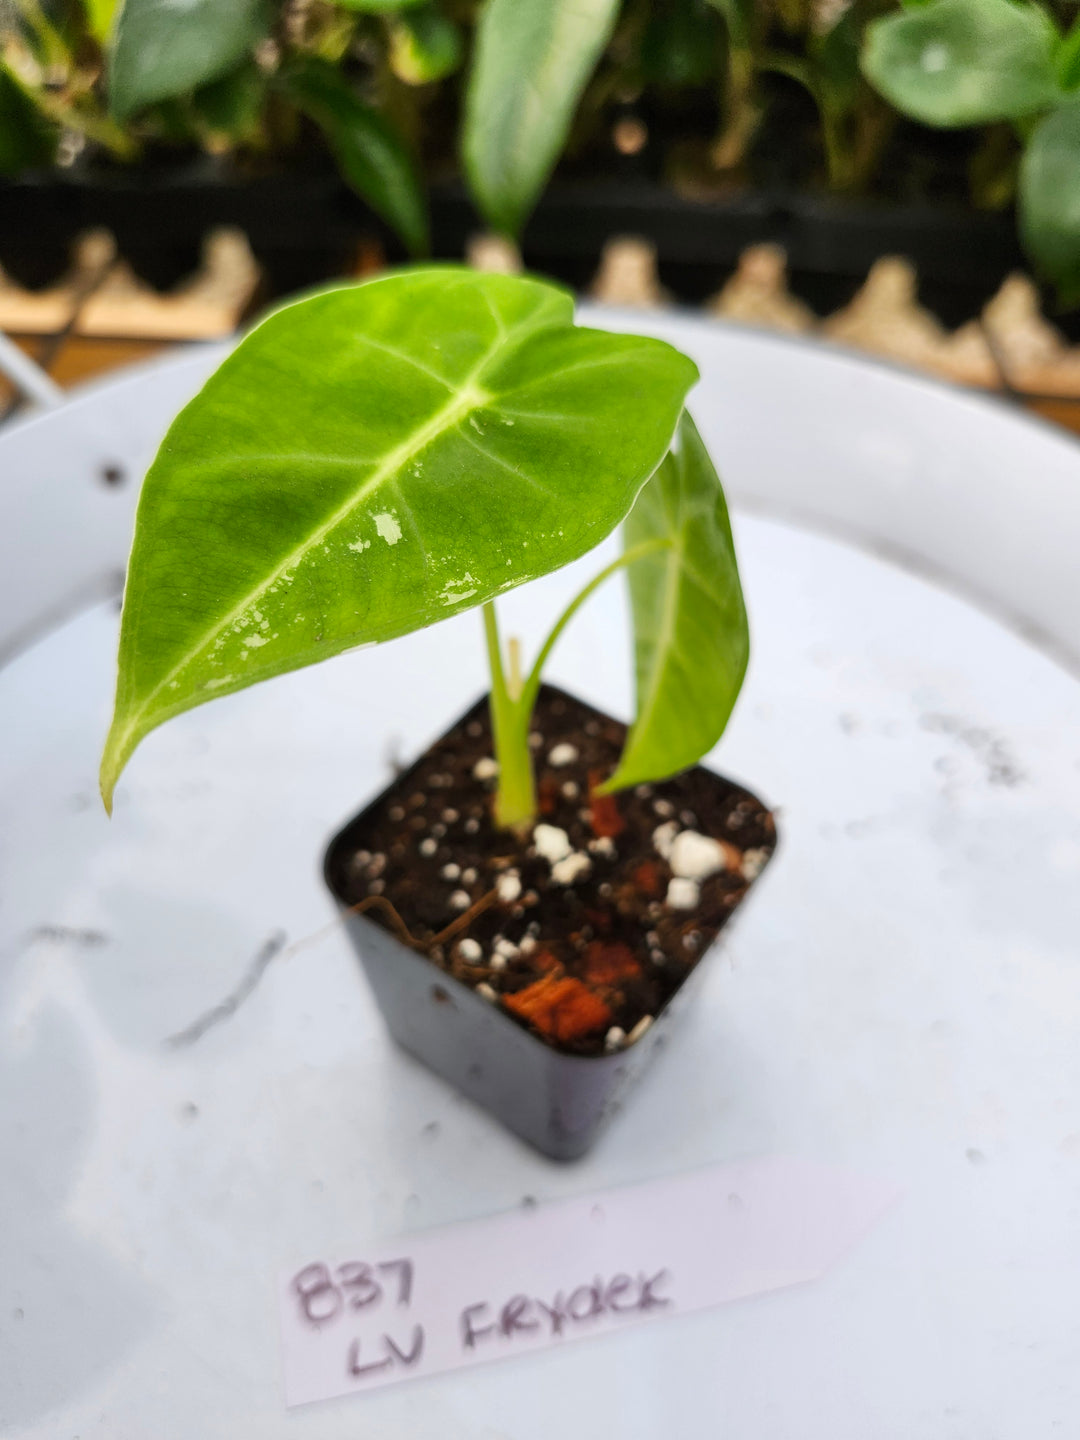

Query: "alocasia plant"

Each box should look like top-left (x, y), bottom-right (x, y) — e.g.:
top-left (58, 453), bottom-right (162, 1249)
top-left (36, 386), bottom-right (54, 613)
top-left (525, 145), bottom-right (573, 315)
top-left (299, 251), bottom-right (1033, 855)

top-left (100, 266), bottom-right (748, 832)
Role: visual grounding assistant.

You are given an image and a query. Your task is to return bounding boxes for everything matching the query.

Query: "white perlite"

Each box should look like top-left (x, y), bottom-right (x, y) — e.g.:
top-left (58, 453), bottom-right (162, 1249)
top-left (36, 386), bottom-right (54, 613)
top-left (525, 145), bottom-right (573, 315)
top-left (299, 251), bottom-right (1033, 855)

top-left (604, 1026), bottom-right (626, 1052)
top-left (547, 742), bottom-right (579, 767)
top-left (588, 835), bottom-right (616, 858)
top-left (652, 820), bottom-right (679, 860)
top-left (472, 756), bottom-right (498, 781)
top-left (627, 1014), bottom-right (654, 1044)
top-left (419, 837), bottom-right (437, 857)
top-left (666, 876), bottom-right (700, 910)
top-left (458, 938), bottom-right (482, 963)
top-left (551, 852), bottom-right (592, 885)
top-left (496, 871), bottom-right (522, 904)
top-left (493, 936), bottom-right (519, 959)
top-left (741, 847), bottom-right (769, 881)
top-left (669, 830), bottom-right (730, 881)
top-left (475, 982), bottom-right (497, 1002)
top-left (534, 824), bottom-right (572, 864)
top-left (449, 890), bottom-right (472, 911)
top-left (440, 862), bottom-right (461, 881)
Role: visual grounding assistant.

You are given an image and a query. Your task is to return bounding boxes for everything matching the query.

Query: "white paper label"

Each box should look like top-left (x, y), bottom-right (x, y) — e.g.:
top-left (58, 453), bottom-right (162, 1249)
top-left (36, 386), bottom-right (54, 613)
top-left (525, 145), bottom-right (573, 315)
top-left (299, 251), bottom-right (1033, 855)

top-left (278, 1155), bottom-right (897, 1408)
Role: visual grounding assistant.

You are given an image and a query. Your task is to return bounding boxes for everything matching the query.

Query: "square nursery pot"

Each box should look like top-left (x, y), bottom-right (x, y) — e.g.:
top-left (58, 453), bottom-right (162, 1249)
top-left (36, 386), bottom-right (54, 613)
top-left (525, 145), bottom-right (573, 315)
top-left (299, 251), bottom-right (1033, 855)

top-left (324, 686), bottom-right (776, 1161)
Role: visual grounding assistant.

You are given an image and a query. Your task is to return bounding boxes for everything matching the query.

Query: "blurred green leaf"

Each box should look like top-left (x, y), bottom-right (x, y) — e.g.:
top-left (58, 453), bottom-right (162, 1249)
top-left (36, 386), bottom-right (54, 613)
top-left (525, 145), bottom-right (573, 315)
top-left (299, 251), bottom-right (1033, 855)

top-left (0, 62), bottom-right (57, 174)
top-left (83, 0), bottom-right (121, 44)
top-left (1020, 99), bottom-right (1080, 302)
top-left (706, 0), bottom-right (753, 48)
top-left (109, 0), bottom-right (272, 120)
top-left (283, 60), bottom-right (429, 255)
top-left (335, 0), bottom-right (428, 11)
top-left (463, 0), bottom-right (620, 238)
top-left (193, 62), bottom-right (266, 141)
top-left (603, 411), bottom-right (748, 794)
top-left (861, 0), bottom-right (1060, 126)
top-left (100, 268), bottom-right (696, 806)
top-left (1056, 17), bottom-right (1080, 91)
top-left (389, 6), bottom-right (463, 84)
top-left (640, 0), bottom-right (719, 90)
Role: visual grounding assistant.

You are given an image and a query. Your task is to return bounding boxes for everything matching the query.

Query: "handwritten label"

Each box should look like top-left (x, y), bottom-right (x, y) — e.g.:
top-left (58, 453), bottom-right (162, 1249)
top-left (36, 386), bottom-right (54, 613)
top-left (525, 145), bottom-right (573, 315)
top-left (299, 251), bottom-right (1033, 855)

top-left (278, 1156), bottom-right (897, 1408)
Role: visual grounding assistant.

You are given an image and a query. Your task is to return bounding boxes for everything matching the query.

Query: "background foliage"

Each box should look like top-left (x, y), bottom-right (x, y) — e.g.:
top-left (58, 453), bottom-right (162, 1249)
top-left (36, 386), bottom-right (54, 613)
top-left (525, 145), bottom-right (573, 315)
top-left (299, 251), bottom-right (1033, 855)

top-left (3, 0), bottom-right (1080, 300)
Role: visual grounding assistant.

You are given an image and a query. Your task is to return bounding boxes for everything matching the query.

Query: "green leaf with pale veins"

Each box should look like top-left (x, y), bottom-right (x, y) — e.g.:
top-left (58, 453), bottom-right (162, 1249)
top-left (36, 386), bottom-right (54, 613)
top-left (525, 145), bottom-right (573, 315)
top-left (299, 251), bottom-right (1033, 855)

top-left (602, 412), bottom-right (748, 794)
top-left (861, 0), bottom-right (1060, 127)
top-left (109, 0), bottom-right (272, 120)
top-left (101, 268), bottom-right (697, 808)
top-left (463, 0), bottom-right (621, 238)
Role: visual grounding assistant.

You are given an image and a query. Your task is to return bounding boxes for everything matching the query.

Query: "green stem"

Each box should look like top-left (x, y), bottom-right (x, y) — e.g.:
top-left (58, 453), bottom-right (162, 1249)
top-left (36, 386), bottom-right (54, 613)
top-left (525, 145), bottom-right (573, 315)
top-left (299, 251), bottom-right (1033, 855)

top-left (483, 600), bottom-right (536, 834)
top-left (482, 537), bottom-right (673, 835)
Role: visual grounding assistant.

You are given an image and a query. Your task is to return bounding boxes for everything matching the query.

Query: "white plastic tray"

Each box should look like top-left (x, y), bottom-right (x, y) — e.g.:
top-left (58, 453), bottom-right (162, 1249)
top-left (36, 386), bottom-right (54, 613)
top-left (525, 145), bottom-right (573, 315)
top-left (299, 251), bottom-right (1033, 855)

top-left (3, 315), bottom-right (1080, 1438)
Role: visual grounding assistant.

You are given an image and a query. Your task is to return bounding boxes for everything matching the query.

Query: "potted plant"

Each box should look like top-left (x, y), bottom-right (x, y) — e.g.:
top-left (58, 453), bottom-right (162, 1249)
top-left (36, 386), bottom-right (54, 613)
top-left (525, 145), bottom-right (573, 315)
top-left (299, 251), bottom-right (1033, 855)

top-left (100, 265), bottom-right (776, 1158)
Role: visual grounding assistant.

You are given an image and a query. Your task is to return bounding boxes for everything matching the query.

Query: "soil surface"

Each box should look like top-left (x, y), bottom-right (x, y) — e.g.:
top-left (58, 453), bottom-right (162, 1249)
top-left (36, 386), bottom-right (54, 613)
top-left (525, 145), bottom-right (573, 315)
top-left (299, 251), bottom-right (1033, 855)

top-left (327, 687), bottom-right (776, 1057)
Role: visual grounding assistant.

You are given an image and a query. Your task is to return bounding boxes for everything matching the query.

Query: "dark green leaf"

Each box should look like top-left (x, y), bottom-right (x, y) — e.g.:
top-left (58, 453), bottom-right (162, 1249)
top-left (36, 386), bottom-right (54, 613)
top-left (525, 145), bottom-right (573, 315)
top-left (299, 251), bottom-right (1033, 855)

top-left (1019, 100), bottom-right (1080, 302)
top-left (100, 268), bottom-right (697, 806)
top-left (463, 0), bottom-right (620, 238)
top-left (193, 62), bottom-right (266, 141)
top-left (603, 411), bottom-right (748, 793)
top-left (0, 63), bottom-right (57, 174)
top-left (861, 0), bottom-right (1060, 126)
top-left (284, 60), bottom-right (429, 256)
top-left (1056, 17), bottom-right (1080, 91)
top-left (389, 6), bottom-right (463, 85)
top-left (109, 0), bottom-right (272, 120)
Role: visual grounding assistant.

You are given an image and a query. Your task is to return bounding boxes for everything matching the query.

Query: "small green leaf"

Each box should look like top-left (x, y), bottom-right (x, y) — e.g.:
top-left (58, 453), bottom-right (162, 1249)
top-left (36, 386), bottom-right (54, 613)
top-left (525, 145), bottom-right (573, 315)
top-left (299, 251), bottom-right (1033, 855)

top-left (603, 412), bottom-right (748, 794)
top-left (463, 0), bottom-right (620, 238)
top-left (109, 0), bottom-right (272, 121)
top-left (389, 6), bottom-right (463, 85)
top-left (284, 60), bottom-right (429, 256)
top-left (0, 63), bottom-right (57, 174)
top-left (1020, 100), bottom-right (1080, 303)
top-left (861, 0), bottom-right (1060, 126)
top-left (101, 268), bottom-right (697, 808)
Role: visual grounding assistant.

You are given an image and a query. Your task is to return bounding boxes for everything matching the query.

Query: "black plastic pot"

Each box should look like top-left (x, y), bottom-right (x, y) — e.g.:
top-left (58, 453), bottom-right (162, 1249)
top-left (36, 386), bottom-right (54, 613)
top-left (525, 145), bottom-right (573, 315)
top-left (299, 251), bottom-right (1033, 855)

top-left (0, 166), bottom-right (1027, 327)
top-left (323, 689), bottom-right (774, 1160)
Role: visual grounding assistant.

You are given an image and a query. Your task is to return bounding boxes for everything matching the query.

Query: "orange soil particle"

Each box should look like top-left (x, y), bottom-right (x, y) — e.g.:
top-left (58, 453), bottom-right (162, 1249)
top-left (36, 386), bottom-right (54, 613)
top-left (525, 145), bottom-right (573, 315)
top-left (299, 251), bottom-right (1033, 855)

top-left (582, 940), bottom-right (641, 987)
top-left (503, 974), bottom-right (612, 1043)
top-left (588, 774), bottom-right (626, 839)
top-left (537, 775), bottom-right (561, 816)
top-left (630, 859), bottom-right (664, 898)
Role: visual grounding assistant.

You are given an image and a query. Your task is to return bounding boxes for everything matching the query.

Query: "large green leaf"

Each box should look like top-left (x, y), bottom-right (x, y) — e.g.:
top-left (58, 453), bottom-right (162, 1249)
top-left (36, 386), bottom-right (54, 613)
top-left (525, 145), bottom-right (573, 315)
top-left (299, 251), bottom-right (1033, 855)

top-left (109, 0), bottom-right (272, 120)
top-left (463, 0), bottom-right (620, 238)
top-left (1020, 100), bottom-right (1080, 302)
top-left (284, 61), bottom-right (429, 256)
top-left (861, 0), bottom-right (1060, 127)
top-left (602, 411), bottom-right (748, 794)
top-left (101, 268), bottom-right (697, 808)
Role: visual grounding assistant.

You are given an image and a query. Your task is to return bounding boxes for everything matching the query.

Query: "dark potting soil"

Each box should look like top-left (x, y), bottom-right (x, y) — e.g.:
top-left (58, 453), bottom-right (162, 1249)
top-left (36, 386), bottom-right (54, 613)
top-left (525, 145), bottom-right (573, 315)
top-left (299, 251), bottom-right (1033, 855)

top-left (327, 686), bottom-right (775, 1059)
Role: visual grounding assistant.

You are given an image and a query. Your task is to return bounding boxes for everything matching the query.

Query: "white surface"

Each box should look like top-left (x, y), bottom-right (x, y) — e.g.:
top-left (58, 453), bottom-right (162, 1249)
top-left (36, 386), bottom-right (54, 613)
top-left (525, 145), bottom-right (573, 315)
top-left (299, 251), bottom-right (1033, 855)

top-left (2, 319), bottom-right (1080, 1437)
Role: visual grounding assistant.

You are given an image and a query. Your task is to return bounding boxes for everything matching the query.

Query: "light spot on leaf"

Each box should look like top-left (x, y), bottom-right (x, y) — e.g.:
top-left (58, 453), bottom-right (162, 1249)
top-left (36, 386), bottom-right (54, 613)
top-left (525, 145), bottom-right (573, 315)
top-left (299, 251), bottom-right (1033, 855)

top-left (374, 512), bottom-right (403, 546)
top-left (347, 536), bottom-right (372, 553)
top-left (921, 41), bottom-right (949, 72)
top-left (243, 634), bottom-right (269, 648)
